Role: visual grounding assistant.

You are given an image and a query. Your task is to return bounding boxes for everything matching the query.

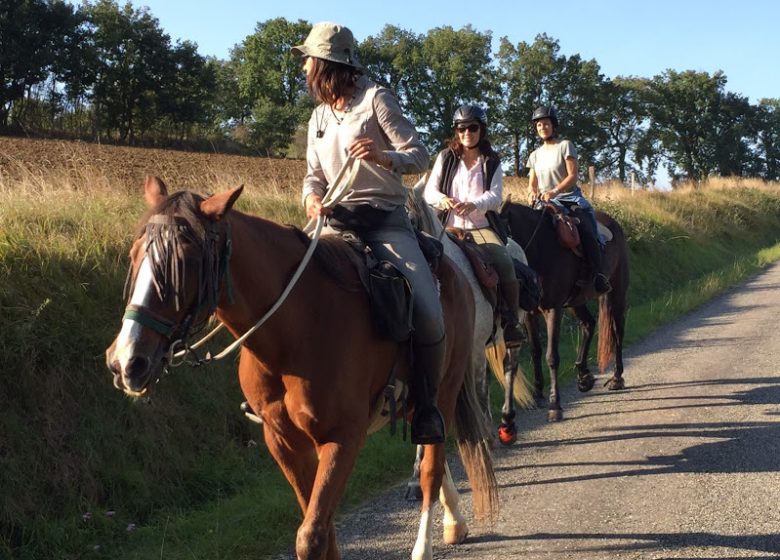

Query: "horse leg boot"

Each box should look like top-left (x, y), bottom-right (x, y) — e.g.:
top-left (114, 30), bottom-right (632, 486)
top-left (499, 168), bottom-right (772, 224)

top-left (500, 276), bottom-right (525, 347)
top-left (411, 336), bottom-right (446, 445)
top-left (581, 230), bottom-right (611, 294)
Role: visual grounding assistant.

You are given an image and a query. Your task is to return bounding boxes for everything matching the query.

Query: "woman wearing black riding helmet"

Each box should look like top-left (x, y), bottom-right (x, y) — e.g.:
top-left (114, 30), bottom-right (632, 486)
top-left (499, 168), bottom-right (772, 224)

top-left (527, 106), bottom-right (611, 293)
top-left (423, 103), bottom-right (525, 346)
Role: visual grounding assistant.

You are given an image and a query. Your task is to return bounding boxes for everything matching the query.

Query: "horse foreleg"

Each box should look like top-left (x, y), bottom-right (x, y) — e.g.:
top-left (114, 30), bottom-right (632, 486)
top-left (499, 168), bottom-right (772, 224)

top-left (545, 308), bottom-right (564, 422)
top-left (440, 461), bottom-right (468, 545)
top-left (525, 312), bottom-right (545, 405)
top-left (412, 442), bottom-right (446, 560)
top-left (298, 437), bottom-right (363, 560)
top-left (569, 305), bottom-right (596, 392)
top-left (498, 347), bottom-right (519, 445)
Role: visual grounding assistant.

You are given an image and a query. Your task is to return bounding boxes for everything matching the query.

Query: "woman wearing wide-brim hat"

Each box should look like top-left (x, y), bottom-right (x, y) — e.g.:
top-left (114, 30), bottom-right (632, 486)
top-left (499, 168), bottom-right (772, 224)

top-left (293, 22), bottom-right (446, 445)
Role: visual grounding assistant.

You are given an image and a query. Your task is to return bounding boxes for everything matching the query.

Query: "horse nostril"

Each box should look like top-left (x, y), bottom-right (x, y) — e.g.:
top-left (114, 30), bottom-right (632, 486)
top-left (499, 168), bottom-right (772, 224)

top-left (125, 356), bottom-right (149, 379)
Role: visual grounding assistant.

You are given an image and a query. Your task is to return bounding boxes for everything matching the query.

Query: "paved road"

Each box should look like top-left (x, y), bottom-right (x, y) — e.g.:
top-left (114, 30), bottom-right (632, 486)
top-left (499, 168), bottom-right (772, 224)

top-left (275, 262), bottom-right (780, 560)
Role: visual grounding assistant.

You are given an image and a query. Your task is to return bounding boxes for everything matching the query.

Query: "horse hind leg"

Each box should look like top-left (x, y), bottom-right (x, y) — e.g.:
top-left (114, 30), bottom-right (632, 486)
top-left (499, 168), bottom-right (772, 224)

top-left (405, 445), bottom-right (424, 501)
top-left (525, 312), bottom-right (545, 405)
top-left (440, 461), bottom-right (468, 545)
top-left (412, 442), bottom-right (446, 560)
top-left (498, 346), bottom-right (520, 445)
top-left (569, 304), bottom-right (596, 393)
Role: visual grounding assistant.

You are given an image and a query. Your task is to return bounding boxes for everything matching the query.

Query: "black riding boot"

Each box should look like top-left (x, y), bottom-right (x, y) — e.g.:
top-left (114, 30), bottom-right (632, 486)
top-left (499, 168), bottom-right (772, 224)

top-left (581, 231), bottom-right (611, 294)
top-left (411, 336), bottom-right (446, 445)
top-left (501, 276), bottom-right (525, 347)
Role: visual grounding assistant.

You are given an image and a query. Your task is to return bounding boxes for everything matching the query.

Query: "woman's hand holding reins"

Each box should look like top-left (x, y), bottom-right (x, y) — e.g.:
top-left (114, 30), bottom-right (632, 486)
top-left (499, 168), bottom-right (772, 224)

top-left (305, 193), bottom-right (331, 221)
top-left (453, 201), bottom-right (477, 216)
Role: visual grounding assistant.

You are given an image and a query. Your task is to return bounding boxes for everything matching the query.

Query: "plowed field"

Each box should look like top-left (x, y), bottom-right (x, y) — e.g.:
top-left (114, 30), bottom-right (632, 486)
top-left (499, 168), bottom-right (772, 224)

top-left (0, 136), bottom-right (307, 193)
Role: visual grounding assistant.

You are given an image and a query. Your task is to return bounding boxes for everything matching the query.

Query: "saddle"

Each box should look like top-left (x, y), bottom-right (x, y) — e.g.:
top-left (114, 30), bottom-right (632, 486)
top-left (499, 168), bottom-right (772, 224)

top-left (541, 201), bottom-right (613, 251)
top-left (541, 201), bottom-right (580, 249)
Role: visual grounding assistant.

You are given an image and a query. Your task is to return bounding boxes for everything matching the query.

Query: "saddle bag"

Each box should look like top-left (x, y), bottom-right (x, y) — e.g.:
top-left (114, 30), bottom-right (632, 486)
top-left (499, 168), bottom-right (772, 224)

top-left (552, 211), bottom-right (581, 249)
top-left (513, 258), bottom-right (542, 312)
top-left (339, 230), bottom-right (413, 343)
top-left (369, 260), bottom-right (414, 342)
top-left (445, 228), bottom-right (499, 290)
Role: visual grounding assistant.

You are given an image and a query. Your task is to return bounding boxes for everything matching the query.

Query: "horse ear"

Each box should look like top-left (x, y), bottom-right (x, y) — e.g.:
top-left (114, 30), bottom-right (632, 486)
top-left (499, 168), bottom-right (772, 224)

top-left (200, 185), bottom-right (244, 221)
top-left (144, 175), bottom-right (168, 208)
top-left (498, 196), bottom-right (511, 215)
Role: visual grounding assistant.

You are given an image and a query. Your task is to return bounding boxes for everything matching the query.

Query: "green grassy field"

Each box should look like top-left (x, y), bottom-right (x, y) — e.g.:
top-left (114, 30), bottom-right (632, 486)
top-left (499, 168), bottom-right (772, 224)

top-left (2, 140), bottom-right (780, 559)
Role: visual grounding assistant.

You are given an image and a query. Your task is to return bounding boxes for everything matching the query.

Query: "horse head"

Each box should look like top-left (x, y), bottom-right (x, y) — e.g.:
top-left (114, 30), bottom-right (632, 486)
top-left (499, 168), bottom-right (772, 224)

top-left (105, 176), bottom-right (242, 396)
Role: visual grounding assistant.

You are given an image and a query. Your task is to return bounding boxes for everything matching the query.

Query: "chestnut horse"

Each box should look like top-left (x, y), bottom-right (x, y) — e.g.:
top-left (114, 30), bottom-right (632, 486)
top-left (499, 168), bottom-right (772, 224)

top-left (499, 201), bottom-right (629, 422)
top-left (105, 177), bottom-right (497, 560)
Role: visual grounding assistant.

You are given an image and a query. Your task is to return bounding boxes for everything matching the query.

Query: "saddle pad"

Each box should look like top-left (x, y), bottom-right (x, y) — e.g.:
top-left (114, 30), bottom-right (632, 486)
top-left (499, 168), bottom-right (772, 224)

top-left (597, 221), bottom-right (613, 242)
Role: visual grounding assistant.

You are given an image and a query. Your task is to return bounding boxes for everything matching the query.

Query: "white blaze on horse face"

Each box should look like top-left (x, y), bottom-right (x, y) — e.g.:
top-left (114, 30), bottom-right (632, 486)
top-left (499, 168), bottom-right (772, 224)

top-left (114, 255), bottom-right (155, 366)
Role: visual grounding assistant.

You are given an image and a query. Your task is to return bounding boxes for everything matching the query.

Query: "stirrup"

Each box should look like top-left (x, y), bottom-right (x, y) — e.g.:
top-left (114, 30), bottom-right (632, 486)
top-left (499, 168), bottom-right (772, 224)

top-left (411, 406), bottom-right (445, 444)
top-left (240, 401), bottom-right (263, 425)
top-left (503, 322), bottom-right (526, 347)
top-left (594, 273), bottom-right (612, 294)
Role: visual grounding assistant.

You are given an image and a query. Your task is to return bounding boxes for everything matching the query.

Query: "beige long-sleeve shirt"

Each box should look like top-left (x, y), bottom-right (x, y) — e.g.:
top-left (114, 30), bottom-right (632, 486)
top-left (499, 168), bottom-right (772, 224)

top-left (302, 75), bottom-right (429, 211)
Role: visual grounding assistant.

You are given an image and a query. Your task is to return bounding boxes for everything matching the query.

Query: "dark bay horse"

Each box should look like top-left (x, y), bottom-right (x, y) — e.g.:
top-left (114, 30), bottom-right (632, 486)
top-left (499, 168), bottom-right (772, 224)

top-left (499, 201), bottom-right (629, 422)
top-left (105, 177), bottom-right (497, 560)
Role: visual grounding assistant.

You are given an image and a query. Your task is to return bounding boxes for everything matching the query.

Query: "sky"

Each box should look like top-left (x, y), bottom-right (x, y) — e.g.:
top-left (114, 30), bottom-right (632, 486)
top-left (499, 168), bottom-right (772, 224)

top-left (119, 0), bottom-right (779, 104)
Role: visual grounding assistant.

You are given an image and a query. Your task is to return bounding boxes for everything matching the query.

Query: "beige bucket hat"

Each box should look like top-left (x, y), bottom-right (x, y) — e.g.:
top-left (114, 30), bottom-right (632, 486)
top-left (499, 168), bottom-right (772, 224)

top-left (291, 21), bottom-right (364, 70)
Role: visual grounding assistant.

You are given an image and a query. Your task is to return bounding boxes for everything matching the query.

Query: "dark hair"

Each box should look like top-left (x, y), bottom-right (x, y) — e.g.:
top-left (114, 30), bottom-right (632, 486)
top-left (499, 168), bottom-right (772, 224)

top-left (446, 123), bottom-right (497, 159)
top-left (306, 56), bottom-right (360, 106)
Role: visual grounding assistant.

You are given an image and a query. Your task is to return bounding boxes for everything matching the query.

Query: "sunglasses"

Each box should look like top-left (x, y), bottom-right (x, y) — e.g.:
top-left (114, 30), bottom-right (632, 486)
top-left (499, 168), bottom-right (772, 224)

top-left (456, 124), bottom-right (480, 134)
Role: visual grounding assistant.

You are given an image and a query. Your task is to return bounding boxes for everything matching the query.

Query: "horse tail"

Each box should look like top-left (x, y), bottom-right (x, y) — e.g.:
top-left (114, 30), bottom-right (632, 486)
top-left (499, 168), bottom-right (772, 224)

top-left (485, 338), bottom-right (535, 410)
top-left (598, 223), bottom-right (629, 373)
top-left (597, 293), bottom-right (616, 373)
top-left (454, 359), bottom-right (499, 523)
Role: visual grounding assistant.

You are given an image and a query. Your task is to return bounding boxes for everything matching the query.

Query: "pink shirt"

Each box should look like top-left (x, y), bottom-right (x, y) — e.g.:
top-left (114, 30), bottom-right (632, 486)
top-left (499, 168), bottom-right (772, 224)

top-left (423, 153), bottom-right (503, 229)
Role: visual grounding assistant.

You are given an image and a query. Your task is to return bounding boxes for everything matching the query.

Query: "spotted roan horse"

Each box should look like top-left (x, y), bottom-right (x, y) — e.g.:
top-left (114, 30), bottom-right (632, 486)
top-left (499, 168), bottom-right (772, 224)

top-left (105, 177), bottom-right (497, 560)
top-left (499, 201), bottom-right (629, 422)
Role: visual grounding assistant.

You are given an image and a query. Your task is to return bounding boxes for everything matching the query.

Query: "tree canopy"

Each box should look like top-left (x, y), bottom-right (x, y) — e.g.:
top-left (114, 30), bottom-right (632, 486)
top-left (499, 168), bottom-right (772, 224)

top-left (1, 4), bottom-right (777, 184)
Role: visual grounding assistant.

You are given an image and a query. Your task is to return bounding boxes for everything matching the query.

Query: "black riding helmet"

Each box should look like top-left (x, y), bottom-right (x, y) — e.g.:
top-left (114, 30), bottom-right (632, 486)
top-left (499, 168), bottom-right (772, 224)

top-left (531, 106), bottom-right (559, 127)
top-left (453, 104), bottom-right (487, 127)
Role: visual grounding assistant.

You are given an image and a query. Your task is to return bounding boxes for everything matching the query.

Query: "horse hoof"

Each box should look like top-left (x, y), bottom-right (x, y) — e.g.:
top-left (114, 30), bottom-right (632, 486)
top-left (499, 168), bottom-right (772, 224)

top-left (498, 424), bottom-right (517, 446)
top-left (577, 375), bottom-right (595, 392)
top-left (443, 522), bottom-right (469, 545)
top-left (405, 481), bottom-right (422, 501)
top-left (547, 409), bottom-right (563, 422)
top-left (604, 376), bottom-right (625, 391)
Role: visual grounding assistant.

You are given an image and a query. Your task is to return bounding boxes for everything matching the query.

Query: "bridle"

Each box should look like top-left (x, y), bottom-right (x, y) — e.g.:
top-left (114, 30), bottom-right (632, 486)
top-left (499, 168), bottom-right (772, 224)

top-left (123, 213), bottom-right (232, 369)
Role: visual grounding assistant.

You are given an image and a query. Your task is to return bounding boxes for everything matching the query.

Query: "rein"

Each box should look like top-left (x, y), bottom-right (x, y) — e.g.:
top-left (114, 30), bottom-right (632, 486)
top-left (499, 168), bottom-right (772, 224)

top-left (166, 157), bottom-right (361, 367)
top-left (521, 201), bottom-right (549, 252)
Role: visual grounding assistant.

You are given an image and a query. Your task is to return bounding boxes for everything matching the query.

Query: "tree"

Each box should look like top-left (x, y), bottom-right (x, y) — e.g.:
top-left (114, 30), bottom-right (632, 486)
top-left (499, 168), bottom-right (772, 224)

top-left (642, 70), bottom-right (746, 182)
top-left (231, 17), bottom-right (311, 156)
top-left (85, 0), bottom-right (172, 142)
top-left (316, 24), bottom-right (496, 153)
top-left (0, 0), bottom-right (79, 127)
top-left (756, 98), bottom-right (780, 180)
top-left (597, 77), bottom-right (648, 182)
top-left (495, 34), bottom-right (564, 175)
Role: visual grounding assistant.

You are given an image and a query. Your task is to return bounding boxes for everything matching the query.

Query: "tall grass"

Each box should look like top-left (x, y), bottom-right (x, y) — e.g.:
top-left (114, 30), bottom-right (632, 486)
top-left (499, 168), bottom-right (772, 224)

top-left (2, 145), bottom-right (780, 559)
